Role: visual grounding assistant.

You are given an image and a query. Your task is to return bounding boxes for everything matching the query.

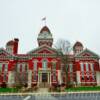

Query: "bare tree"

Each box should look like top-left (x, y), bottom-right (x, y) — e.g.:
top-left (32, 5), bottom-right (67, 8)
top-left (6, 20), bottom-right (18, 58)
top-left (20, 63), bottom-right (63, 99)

top-left (54, 39), bottom-right (72, 54)
top-left (15, 63), bottom-right (28, 89)
top-left (54, 39), bottom-right (72, 88)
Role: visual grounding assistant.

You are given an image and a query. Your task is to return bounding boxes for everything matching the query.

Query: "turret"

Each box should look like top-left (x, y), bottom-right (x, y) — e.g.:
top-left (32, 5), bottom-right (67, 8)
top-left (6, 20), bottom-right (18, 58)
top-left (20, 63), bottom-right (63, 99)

top-left (73, 41), bottom-right (83, 55)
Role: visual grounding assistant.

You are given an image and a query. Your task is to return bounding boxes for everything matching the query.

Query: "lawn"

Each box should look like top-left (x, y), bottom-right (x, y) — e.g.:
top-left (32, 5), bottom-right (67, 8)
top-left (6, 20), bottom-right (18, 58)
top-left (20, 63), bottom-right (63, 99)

top-left (0, 88), bottom-right (19, 93)
top-left (65, 86), bottom-right (100, 92)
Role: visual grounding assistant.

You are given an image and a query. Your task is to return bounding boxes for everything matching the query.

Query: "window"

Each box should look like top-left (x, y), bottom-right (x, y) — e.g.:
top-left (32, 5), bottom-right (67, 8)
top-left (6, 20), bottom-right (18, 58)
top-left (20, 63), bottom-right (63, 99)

top-left (69, 64), bottom-right (73, 72)
top-left (33, 60), bottom-right (38, 71)
top-left (3, 74), bottom-right (6, 81)
top-left (52, 62), bottom-right (56, 70)
top-left (86, 72), bottom-right (90, 80)
top-left (4, 64), bottom-right (8, 72)
top-left (17, 64), bottom-right (20, 72)
top-left (53, 73), bottom-right (56, 81)
top-left (25, 64), bottom-right (28, 71)
top-left (33, 72), bottom-right (37, 81)
top-left (42, 60), bottom-right (47, 70)
top-left (80, 63), bottom-right (84, 72)
top-left (61, 64), bottom-right (64, 71)
top-left (81, 73), bottom-right (84, 80)
top-left (90, 63), bottom-right (94, 72)
top-left (87, 75), bottom-right (89, 80)
top-left (0, 63), bottom-right (2, 72)
top-left (92, 75), bottom-right (95, 80)
top-left (86, 62), bottom-right (89, 72)
top-left (22, 64), bottom-right (25, 72)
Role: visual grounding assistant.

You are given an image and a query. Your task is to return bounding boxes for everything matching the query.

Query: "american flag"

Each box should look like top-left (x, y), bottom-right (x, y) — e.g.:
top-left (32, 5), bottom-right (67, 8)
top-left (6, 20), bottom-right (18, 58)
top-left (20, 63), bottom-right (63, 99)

top-left (42, 17), bottom-right (46, 21)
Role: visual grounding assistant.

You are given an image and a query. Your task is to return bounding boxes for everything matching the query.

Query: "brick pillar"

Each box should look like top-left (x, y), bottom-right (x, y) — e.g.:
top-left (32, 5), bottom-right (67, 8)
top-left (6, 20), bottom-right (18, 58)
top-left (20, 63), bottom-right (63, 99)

top-left (7, 71), bottom-right (15, 87)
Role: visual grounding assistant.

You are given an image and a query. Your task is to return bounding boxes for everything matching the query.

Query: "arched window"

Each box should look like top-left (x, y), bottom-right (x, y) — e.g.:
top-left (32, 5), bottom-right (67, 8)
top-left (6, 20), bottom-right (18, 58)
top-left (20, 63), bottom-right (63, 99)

top-left (42, 59), bottom-right (47, 70)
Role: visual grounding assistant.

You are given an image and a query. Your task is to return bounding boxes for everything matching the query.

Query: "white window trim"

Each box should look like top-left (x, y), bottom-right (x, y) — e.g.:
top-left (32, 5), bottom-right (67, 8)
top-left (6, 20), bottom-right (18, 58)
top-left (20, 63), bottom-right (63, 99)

top-left (33, 60), bottom-right (38, 71)
top-left (85, 62), bottom-right (89, 72)
top-left (80, 63), bottom-right (84, 72)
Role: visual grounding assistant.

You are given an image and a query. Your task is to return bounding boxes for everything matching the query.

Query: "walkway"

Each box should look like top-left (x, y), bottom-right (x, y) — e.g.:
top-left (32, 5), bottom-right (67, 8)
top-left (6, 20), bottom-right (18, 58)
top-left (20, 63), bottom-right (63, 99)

top-left (36, 88), bottom-right (48, 93)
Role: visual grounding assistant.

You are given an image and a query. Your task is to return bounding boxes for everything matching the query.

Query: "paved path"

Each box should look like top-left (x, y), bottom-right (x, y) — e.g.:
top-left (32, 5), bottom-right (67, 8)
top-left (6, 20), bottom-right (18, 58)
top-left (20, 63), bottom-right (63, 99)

top-left (37, 88), bottom-right (48, 93)
top-left (0, 93), bottom-right (100, 100)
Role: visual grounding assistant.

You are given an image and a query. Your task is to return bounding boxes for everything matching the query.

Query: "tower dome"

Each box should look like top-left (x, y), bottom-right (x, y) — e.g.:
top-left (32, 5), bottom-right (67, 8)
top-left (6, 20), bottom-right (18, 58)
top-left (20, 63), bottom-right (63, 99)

top-left (37, 26), bottom-right (53, 47)
top-left (40, 26), bottom-right (51, 33)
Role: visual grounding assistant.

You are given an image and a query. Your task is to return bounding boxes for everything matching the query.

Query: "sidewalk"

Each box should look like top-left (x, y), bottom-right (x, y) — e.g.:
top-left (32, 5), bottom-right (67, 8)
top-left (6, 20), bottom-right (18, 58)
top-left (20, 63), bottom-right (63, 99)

top-left (0, 91), bottom-right (100, 95)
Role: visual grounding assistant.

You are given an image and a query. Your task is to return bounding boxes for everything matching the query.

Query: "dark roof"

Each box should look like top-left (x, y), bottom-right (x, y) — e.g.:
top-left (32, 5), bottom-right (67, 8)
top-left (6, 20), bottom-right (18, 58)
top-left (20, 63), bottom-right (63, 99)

top-left (40, 26), bottom-right (51, 33)
top-left (75, 48), bottom-right (100, 58)
top-left (73, 41), bottom-right (83, 48)
top-left (6, 40), bottom-right (14, 46)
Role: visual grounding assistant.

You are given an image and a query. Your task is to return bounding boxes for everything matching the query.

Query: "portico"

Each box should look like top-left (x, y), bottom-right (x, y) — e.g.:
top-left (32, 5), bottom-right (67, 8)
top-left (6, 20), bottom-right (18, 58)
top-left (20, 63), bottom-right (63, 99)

top-left (38, 68), bottom-right (51, 87)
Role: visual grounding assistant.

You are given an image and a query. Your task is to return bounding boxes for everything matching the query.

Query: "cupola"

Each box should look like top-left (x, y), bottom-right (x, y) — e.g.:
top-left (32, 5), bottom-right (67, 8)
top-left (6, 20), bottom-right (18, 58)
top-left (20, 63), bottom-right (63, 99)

top-left (37, 26), bottom-right (53, 47)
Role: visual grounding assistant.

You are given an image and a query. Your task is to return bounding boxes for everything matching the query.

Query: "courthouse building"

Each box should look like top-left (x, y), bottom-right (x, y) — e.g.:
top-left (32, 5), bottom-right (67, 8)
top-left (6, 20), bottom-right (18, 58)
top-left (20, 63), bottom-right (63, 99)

top-left (0, 26), bottom-right (100, 88)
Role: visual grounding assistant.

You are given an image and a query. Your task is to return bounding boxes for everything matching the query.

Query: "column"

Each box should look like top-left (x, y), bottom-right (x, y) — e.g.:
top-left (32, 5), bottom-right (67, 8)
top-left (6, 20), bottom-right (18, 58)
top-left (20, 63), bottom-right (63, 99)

top-left (28, 70), bottom-right (32, 88)
top-left (40, 73), bottom-right (42, 82)
top-left (50, 73), bottom-right (51, 86)
top-left (58, 70), bottom-right (62, 84)
top-left (7, 71), bottom-right (15, 87)
top-left (38, 73), bottom-right (39, 86)
top-left (76, 71), bottom-right (81, 86)
top-left (48, 73), bottom-right (49, 83)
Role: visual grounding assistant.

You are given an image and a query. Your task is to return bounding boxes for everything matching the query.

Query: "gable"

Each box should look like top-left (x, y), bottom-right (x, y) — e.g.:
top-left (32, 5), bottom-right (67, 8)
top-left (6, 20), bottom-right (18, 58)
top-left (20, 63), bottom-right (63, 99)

top-left (38, 48), bottom-right (54, 54)
top-left (0, 53), bottom-right (7, 56)
top-left (27, 45), bottom-right (58, 55)
top-left (75, 48), bottom-right (100, 58)
top-left (0, 48), bottom-right (13, 57)
top-left (81, 52), bottom-right (92, 57)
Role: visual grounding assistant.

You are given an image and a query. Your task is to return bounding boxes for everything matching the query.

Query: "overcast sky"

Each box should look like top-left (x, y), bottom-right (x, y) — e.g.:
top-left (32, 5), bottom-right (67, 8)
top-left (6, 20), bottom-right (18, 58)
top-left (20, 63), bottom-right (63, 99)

top-left (0, 0), bottom-right (100, 55)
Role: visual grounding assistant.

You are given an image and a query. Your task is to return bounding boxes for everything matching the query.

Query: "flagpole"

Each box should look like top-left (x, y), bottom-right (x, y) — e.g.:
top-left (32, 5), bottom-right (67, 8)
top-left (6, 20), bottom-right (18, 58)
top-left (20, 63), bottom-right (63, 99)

top-left (42, 17), bottom-right (46, 26)
top-left (44, 18), bottom-right (46, 26)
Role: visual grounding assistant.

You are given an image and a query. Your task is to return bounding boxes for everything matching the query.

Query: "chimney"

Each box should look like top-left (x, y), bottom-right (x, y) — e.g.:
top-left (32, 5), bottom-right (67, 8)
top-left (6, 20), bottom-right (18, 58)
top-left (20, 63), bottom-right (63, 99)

top-left (14, 38), bottom-right (19, 54)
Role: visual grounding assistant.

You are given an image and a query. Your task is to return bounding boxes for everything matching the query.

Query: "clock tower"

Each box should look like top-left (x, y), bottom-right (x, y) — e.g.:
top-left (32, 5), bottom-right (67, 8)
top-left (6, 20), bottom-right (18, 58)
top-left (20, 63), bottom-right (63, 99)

top-left (37, 26), bottom-right (53, 47)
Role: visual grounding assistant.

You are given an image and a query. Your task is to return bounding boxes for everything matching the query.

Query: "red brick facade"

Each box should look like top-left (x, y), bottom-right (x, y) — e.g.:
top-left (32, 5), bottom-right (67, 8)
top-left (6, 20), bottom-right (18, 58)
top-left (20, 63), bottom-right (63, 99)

top-left (0, 26), bottom-right (99, 88)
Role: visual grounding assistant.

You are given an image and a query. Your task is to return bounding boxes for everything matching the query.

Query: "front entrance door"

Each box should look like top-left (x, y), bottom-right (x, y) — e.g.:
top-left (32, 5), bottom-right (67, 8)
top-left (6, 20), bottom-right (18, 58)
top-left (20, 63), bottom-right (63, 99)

top-left (42, 73), bottom-right (48, 87)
